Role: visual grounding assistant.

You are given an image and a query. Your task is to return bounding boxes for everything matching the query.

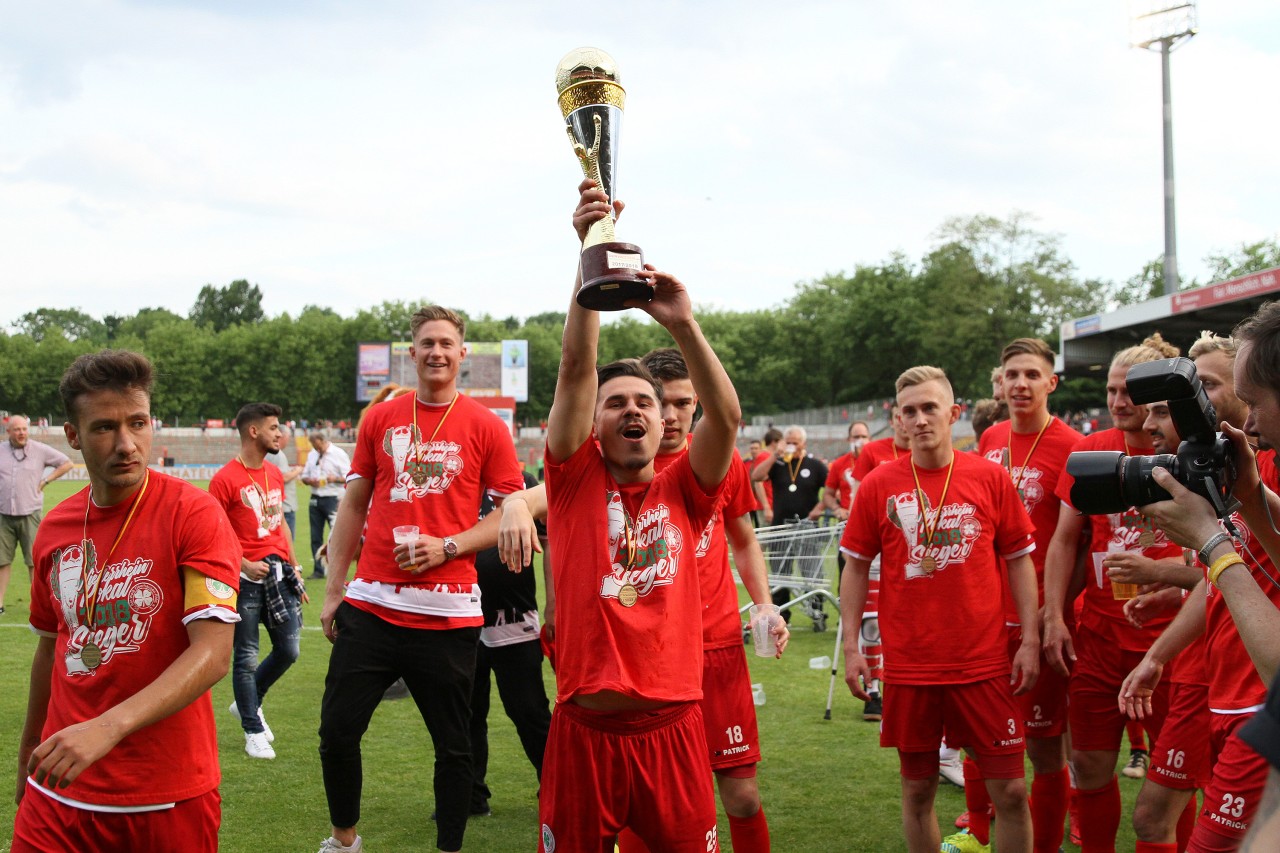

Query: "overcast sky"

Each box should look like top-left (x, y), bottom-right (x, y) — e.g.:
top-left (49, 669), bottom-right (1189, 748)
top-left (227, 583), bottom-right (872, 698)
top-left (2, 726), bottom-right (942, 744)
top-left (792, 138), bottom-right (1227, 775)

top-left (1, 1), bottom-right (1276, 329)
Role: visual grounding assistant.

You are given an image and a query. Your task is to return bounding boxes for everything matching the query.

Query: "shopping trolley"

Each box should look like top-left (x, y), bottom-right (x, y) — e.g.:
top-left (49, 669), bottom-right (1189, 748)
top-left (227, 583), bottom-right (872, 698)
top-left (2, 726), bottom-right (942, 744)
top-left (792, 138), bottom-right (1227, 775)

top-left (735, 517), bottom-right (848, 718)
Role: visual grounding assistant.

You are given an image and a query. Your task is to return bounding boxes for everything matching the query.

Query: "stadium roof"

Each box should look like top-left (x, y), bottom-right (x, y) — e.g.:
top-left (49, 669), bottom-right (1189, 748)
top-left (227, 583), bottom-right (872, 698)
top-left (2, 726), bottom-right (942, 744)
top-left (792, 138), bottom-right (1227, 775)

top-left (1056, 266), bottom-right (1280, 376)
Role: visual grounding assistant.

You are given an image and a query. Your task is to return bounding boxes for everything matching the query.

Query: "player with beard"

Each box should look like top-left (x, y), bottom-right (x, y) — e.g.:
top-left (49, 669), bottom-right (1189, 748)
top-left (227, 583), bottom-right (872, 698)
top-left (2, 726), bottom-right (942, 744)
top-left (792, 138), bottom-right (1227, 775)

top-left (14, 351), bottom-right (240, 853)
top-left (534, 180), bottom-right (742, 852)
top-left (607, 347), bottom-right (785, 853)
top-left (209, 402), bottom-right (307, 760)
top-left (841, 365), bottom-right (1039, 853)
top-left (947, 338), bottom-right (1082, 853)
top-left (1043, 334), bottom-right (1187, 853)
top-left (1119, 331), bottom-right (1280, 851)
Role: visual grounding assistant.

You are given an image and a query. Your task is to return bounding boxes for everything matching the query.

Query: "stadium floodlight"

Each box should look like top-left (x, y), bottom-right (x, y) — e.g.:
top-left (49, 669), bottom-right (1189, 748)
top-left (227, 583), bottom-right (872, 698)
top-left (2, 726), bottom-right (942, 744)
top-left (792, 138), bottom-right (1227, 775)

top-left (1129, 2), bottom-right (1198, 297)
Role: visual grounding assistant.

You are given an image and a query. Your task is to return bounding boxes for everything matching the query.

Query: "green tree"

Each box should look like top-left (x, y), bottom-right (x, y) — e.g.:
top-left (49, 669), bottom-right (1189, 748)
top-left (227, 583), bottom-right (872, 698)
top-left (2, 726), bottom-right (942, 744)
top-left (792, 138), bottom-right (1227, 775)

top-left (14, 308), bottom-right (107, 343)
top-left (1203, 238), bottom-right (1280, 282)
top-left (189, 279), bottom-right (265, 331)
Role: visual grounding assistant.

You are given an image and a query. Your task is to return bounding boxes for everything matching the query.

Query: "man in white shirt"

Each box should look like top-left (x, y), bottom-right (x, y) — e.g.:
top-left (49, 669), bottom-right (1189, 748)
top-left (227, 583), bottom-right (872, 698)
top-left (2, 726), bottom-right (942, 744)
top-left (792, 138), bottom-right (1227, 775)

top-left (302, 430), bottom-right (350, 579)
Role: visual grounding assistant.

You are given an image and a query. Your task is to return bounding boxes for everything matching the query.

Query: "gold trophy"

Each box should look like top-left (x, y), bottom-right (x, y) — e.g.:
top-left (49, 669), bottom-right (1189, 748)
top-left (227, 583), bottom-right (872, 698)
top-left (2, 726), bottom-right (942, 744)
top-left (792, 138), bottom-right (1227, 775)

top-left (556, 47), bottom-right (651, 311)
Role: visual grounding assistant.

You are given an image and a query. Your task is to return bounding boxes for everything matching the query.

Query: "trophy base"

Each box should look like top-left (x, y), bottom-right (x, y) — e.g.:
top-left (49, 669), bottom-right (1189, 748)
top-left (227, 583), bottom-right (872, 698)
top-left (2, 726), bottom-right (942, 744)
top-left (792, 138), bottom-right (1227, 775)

top-left (577, 242), bottom-right (652, 311)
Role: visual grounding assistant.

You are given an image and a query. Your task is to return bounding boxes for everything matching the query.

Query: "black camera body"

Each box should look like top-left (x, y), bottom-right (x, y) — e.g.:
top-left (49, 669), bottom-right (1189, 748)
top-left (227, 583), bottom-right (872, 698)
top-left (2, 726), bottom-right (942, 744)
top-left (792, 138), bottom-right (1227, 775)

top-left (1066, 357), bottom-right (1237, 516)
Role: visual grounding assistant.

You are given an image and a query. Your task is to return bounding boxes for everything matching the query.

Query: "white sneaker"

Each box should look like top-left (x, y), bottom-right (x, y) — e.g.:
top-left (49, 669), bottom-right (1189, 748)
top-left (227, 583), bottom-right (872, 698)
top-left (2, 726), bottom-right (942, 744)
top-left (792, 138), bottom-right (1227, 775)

top-left (317, 836), bottom-right (362, 852)
top-left (229, 700), bottom-right (274, 743)
top-left (244, 730), bottom-right (276, 759)
top-left (939, 752), bottom-right (966, 787)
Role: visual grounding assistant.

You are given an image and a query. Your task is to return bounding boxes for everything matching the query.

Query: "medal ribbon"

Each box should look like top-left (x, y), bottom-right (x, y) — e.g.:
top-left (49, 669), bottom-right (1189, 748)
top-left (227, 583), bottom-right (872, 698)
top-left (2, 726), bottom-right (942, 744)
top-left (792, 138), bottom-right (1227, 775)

top-left (1008, 416), bottom-right (1052, 494)
top-left (238, 455), bottom-right (270, 499)
top-left (80, 472), bottom-right (150, 627)
top-left (411, 393), bottom-right (460, 466)
top-left (909, 455), bottom-right (955, 555)
top-left (786, 455), bottom-right (802, 488)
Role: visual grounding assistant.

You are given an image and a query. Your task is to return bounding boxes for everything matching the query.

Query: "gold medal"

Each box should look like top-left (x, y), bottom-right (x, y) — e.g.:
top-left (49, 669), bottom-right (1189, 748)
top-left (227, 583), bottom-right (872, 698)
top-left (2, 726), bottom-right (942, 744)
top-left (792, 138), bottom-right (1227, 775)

top-left (409, 462), bottom-right (428, 486)
top-left (921, 554), bottom-right (937, 573)
top-left (618, 584), bottom-right (639, 607)
top-left (81, 641), bottom-right (103, 670)
top-left (1139, 530), bottom-right (1156, 548)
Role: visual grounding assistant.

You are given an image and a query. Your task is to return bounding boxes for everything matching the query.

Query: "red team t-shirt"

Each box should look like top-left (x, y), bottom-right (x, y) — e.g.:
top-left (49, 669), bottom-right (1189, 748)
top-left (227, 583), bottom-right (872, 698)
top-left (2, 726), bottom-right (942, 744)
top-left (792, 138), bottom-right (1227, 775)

top-left (1204, 509), bottom-right (1280, 711)
top-left (655, 446), bottom-right (757, 650)
top-left (1054, 428), bottom-right (1183, 650)
top-left (345, 393), bottom-right (524, 629)
top-left (28, 472), bottom-right (240, 806)
top-left (752, 451), bottom-right (773, 511)
top-left (545, 439), bottom-right (725, 704)
top-left (978, 418), bottom-right (1082, 623)
top-left (208, 458), bottom-right (291, 562)
top-left (850, 437), bottom-right (906, 483)
top-left (825, 451), bottom-right (857, 514)
top-left (840, 452), bottom-right (1035, 685)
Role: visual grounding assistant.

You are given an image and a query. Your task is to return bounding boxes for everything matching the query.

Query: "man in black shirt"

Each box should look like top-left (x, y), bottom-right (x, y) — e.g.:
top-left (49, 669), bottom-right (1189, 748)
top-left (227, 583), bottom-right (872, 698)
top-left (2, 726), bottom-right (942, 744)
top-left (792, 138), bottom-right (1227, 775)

top-left (751, 426), bottom-right (829, 625)
top-left (467, 471), bottom-right (552, 816)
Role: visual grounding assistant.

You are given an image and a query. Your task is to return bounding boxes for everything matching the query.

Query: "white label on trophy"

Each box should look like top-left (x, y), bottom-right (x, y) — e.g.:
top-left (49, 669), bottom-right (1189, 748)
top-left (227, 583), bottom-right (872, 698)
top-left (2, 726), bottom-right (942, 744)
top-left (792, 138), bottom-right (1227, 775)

top-left (606, 251), bottom-right (643, 272)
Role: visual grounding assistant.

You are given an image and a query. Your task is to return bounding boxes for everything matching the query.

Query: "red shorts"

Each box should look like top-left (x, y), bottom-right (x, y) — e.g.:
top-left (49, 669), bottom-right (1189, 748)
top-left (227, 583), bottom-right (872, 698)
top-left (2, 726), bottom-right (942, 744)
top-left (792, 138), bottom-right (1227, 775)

top-left (1191, 713), bottom-right (1270, 844)
top-left (1148, 681), bottom-right (1210, 790)
top-left (1007, 625), bottom-right (1068, 739)
top-left (883, 678), bottom-right (1026, 780)
top-left (540, 701), bottom-right (719, 853)
top-left (1068, 625), bottom-right (1169, 753)
top-left (12, 783), bottom-right (220, 853)
top-left (701, 645), bottom-right (761, 772)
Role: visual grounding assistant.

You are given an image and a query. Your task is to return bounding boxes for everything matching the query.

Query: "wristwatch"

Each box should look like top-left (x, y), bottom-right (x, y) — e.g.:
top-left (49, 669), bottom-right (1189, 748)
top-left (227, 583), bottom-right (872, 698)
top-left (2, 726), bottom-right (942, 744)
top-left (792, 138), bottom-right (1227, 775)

top-left (1198, 532), bottom-right (1232, 567)
top-left (442, 537), bottom-right (458, 560)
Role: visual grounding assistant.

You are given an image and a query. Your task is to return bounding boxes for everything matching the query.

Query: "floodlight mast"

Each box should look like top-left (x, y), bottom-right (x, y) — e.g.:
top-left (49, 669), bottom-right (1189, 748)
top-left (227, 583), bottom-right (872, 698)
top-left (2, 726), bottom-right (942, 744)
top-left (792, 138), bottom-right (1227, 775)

top-left (1131, 2), bottom-right (1198, 296)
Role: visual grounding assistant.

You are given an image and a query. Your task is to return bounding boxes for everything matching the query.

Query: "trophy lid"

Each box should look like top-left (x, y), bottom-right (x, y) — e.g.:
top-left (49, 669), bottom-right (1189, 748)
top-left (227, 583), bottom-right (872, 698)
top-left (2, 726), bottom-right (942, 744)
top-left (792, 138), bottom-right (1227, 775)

top-left (555, 47), bottom-right (621, 95)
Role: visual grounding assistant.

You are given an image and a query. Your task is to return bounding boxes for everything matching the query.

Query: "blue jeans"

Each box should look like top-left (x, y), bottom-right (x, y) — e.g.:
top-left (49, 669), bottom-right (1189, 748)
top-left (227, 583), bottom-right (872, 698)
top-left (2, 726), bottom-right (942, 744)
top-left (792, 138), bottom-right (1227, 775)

top-left (233, 569), bottom-right (302, 734)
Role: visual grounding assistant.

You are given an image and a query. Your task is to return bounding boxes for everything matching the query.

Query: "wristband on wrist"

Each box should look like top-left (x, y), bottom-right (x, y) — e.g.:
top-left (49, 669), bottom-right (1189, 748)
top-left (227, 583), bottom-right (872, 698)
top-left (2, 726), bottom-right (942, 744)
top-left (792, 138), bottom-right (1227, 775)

top-left (1198, 532), bottom-right (1232, 567)
top-left (1208, 552), bottom-right (1246, 587)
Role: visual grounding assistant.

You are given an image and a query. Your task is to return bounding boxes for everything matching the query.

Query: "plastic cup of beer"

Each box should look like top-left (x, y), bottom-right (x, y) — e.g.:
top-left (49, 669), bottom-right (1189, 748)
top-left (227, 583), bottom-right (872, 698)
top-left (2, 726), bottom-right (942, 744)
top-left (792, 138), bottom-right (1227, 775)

top-left (1110, 579), bottom-right (1139, 600)
top-left (392, 525), bottom-right (420, 564)
top-left (749, 603), bottom-right (782, 658)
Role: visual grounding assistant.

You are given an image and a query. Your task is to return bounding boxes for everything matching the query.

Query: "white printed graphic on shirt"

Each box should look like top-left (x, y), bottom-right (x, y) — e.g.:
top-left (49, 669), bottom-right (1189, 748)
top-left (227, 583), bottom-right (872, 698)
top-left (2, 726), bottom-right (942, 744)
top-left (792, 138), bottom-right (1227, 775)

top-left (886, 491), bottom-right (983, 578)
top-left (382, 425), bottom-right (464, 503)
top-left (600, 492), bottom-right (683, 601)
top-left (49, 540), bottom-right (164, 677)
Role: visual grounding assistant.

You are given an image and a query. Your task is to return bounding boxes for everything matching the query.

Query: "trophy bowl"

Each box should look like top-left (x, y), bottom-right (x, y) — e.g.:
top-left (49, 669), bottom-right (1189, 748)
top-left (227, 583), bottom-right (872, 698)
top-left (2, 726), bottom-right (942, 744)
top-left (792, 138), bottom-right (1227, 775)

top-left (556, 47), bottom-right (652, 311)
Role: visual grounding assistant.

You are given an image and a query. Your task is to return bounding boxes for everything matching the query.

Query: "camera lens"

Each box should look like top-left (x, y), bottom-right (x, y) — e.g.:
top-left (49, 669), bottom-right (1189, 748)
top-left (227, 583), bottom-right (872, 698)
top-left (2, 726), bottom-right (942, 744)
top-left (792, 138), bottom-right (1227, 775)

top-left (1119, 454), bottom-right (1176, 508)
top-left (1067, 451), bottom-right (1128, 515)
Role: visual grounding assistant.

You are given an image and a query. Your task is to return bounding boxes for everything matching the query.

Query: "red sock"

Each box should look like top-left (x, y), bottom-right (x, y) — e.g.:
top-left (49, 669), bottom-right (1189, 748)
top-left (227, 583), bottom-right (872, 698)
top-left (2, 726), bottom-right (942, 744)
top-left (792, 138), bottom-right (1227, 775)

top-left (1175, 793), bottom-right (1197, 852)
top-left (964, 757), bottom-right (992, 845)
top-left (1135, 844), bottom-right (1177, 853)
top-left (1030, 767), bottom-right (1069, 853)
top-left (727, 808), bottom-right (770, 853)
top-left (1077, 777), bottom-right (1121, 853)
top-left (1126, 719), bottom-right (1148, 753)
top-left (617, 828), bottom-right (650, 853)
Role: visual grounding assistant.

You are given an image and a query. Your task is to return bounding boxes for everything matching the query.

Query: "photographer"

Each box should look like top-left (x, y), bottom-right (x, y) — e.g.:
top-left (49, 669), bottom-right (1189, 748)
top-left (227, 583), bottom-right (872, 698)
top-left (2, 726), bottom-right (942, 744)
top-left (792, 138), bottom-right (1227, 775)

top-left (1041, 334), bottom-right (1185, 852)
top-left (1137, 311), bottom-right (1280, 850)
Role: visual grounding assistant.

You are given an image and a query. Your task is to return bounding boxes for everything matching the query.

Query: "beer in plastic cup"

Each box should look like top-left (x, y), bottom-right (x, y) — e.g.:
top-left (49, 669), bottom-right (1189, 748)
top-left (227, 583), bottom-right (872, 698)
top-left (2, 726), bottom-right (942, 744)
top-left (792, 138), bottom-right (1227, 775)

top-left (749, 603), bottom-right (782, 657)
top-left (392, 525), bottom-right (420, 564)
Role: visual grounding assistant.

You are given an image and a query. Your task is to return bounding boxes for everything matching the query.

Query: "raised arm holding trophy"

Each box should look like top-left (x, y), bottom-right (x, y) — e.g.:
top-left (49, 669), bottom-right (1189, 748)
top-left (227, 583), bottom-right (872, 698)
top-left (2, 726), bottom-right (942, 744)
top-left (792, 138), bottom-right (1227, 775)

top-left (556, 47), bottom-right (653, 311)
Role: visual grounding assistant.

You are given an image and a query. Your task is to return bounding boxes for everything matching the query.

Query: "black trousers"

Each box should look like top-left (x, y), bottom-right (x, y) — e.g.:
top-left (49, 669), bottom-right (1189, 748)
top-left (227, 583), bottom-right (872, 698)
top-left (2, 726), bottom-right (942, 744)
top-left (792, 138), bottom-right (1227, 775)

top-left (309, 495), bottom-right (341, 570)
top-left (469, 638), bottom-right (551, 808)
top-left (318, 602), bottom-right (479, 852)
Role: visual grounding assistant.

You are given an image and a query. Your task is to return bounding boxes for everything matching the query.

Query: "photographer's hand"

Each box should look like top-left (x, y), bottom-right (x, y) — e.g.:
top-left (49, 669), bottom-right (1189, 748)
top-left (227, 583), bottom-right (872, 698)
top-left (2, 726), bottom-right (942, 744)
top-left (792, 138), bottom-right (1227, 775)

top-left (1139, 468), bottom-right (1222, 551)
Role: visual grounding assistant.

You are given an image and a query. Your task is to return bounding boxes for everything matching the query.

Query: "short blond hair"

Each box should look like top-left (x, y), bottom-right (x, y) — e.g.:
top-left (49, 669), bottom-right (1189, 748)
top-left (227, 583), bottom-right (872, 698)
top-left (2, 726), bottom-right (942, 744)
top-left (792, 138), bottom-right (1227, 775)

top-left (896, 365), bottom-right (953, 399)
top-left (1188, 330), bottom-right (1237, 362)
top-left (410, 305), bottom-right (466, 341)
top-left (1112, 332), bottom-right (1178, 370)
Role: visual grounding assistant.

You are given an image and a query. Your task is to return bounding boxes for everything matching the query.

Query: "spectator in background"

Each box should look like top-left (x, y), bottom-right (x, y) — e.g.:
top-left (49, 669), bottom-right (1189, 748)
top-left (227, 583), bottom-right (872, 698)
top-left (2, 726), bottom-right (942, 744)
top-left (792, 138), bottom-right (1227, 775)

top-left (970, 398), bottom-right (1009, 446)
top-left (752, 428), bottom-right (782, 525)
top-left (0, 415), bottom-right (73, 615)
top-left (302, 430), bottom-right (351, 580)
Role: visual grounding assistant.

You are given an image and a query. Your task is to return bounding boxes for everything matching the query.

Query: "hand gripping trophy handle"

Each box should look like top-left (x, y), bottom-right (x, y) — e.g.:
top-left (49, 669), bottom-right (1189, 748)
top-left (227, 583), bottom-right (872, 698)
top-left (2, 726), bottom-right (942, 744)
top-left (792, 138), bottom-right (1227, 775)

top-left (556, 47), bottom-right (652, 311)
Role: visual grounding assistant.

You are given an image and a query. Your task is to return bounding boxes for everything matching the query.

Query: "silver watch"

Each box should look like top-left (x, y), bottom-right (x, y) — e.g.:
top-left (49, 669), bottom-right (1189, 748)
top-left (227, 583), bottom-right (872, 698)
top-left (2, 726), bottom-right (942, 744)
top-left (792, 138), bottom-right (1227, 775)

top-left (1198, 531), bottom-right (1232, 567)
top-left (443, 537), bottom-right (459, 560)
